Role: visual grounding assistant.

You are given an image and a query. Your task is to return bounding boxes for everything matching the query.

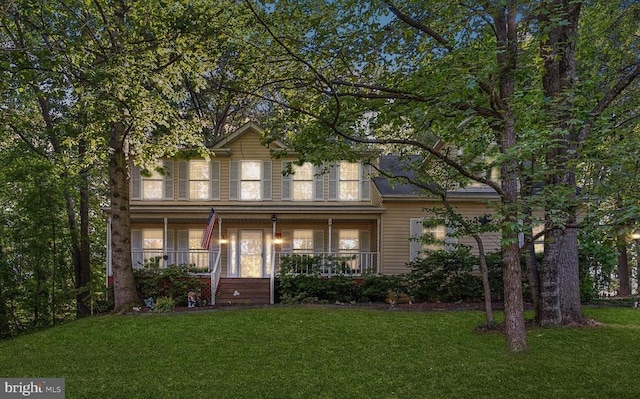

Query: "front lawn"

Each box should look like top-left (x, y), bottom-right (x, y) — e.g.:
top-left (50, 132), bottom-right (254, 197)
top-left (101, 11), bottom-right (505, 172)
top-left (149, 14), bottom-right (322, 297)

top-left (0, 306), bottom-right (638, 398)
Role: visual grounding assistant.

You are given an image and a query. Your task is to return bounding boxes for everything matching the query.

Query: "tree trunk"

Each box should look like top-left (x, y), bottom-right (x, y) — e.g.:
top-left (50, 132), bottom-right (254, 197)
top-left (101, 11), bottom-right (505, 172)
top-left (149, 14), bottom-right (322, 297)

top-left (109, 122), bottom-right (141, 311)
top-left (77, 138), bottom-right (92, 317)
top-left (521, 174), bottom-right (540, 322)
top-left (616, 234), bottom-right (631, 296)
top-left (494, 1), bottom-right (527, 352)
top-left (474, 235), bottom-right (494, 326)
top-left (558, 220), bottom-right (584, 323)
top-left (538, 0), bottom-right (584, 326)
top-left (540, 224), bottom-right (562, 326)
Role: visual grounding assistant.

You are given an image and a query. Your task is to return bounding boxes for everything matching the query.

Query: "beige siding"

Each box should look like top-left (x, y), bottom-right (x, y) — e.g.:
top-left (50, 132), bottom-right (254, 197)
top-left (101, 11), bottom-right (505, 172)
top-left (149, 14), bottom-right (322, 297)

top-left (380, 200), bottom-right (501, 275)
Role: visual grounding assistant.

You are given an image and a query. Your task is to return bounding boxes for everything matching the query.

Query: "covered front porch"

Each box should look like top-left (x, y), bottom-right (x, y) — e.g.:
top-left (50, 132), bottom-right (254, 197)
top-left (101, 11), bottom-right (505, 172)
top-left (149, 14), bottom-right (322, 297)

top-left (108, 208), bottom-right (382, 304)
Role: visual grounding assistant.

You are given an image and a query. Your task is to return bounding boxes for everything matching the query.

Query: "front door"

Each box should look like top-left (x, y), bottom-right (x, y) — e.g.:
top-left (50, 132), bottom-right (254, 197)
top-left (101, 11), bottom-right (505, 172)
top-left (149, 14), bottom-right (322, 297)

top-left (239, 230), bottom-right (264, 277)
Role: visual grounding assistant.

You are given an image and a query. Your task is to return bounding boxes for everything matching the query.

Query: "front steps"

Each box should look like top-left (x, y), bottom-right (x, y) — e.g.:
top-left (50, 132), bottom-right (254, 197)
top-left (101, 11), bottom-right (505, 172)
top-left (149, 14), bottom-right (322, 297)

top-left (216, 278), bottom-right (271, 305)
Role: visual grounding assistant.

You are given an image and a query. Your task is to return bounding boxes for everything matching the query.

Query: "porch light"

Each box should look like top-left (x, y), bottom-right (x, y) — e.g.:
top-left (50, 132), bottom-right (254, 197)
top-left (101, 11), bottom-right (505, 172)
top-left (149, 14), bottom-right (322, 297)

top-left (220, 236), bottom-right (228, 244)
top-left (271, 214), bottom-right (278, 222)
top-left (274, 232), bottom-right (283, 245)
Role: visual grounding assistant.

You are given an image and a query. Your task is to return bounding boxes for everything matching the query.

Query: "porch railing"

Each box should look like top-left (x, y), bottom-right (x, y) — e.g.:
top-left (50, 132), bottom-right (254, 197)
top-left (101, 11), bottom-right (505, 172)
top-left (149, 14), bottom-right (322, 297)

top-left (132, 250), bottom-right (219, 274)
top-left (210, 251), bottom-right (222, 305)
top-left (275, 252), bottom-right (379, 276)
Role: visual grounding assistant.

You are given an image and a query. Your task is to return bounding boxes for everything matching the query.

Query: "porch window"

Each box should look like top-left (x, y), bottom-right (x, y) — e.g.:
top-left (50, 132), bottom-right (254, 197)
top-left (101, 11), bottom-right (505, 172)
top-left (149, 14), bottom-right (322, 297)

top-left (131, 229), bottom-right (164, 268)
top-left (293, 230), bottom-right (314, 253)
top-left (338, 229), bottom-right (359, 251)
top-left (143, 229), bottom-right (163, 250)
top-left (189, 160), bottom-right (209, 200)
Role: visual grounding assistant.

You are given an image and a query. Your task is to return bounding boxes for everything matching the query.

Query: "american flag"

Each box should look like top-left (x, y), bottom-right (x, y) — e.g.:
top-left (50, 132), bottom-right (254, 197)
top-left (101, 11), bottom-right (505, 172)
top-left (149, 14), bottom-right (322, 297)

top-left (200, 209), bottom-right (217, 250)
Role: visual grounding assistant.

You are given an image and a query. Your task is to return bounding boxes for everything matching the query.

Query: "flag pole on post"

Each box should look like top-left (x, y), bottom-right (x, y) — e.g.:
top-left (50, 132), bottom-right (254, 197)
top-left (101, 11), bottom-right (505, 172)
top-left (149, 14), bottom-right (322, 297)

top-left (201, 208), bottom-right (217, 250)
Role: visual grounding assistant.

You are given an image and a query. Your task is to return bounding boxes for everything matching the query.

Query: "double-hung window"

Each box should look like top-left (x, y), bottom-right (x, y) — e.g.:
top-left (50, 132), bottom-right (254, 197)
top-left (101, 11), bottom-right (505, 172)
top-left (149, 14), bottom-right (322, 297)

top-left (328, 161), bottom-right (371, 201)
top-left (292, 230), bottom-right (314, 253)
top-left (292, 163), bottom-right (314, 201)
top-left (131, 161), bottom-right (174, 200)
top-left (230, 160), bottom-right (272, 200)
top-left (177, 160), bottom-right (220, 200)
top-left (189, 160), bottom-right (210, 200)
top-left (409, 219), bottom-right (456, 261)
top-left (281, 162), bottom-right (323, 201)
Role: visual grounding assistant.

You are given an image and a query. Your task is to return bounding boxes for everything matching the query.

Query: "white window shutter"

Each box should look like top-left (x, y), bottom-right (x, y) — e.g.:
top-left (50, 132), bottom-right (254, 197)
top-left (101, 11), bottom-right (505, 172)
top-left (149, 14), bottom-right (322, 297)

top-left (281, 161), bottom-right (291, 200)
top-left (131, 165), bottom-right (141, 200)
top-left (445, 226), bottom-right (458, 252)
top-left (210, 160), bottom-right (220, 200)
top-left (178, 161), bottom-right (188, 200)
top-left (314, 165), bottom-right (324, 201)
top-left (331, 229), bottom-right (339, 253)
top-left (229, 161), bottom-right (238, 200)
top-left (313, 230), bottom-right (324, 253)
top-left (263, 161), bottom-right (272, 200)
top-left (166, 230), bottom-right (175, 265)
top-left (131, 230), bottom-right (142, 267)
top-left (360, 163), bottom-right (371, 201)
top-left (360, 230), bottom-right (371, 272)
top-left (409, 218), bottom-right (423, 261)
top-left (163, 160), bottom-right (174, 200)
top-left (360, 230), bottom-right (371, 252)
top-left (177, 230), bottom-right (189, 265)
top-left (328, 163), bottom-right (338, 201)
top-left (282, 230), bottom-right (293, 253)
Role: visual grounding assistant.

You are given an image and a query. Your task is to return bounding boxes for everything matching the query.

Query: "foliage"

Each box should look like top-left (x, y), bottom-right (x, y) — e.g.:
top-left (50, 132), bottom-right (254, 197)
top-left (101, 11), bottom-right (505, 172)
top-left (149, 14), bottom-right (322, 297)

top-left (152, 297), bottom-right (176, 313)
top-left (361, 274), bottom-right (408, 303)
top-left (133, 266), bottom-right (205, 307)
top-left (406, 248), bottom-right (482, 302)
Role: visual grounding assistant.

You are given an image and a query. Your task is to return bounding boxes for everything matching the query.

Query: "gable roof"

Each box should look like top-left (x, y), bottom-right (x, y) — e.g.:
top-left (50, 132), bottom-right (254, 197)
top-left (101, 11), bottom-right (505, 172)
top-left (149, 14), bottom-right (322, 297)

top-left (212, 121), bottom-right (288, 151)
top-left (372, 155), bottom-right (425, 196)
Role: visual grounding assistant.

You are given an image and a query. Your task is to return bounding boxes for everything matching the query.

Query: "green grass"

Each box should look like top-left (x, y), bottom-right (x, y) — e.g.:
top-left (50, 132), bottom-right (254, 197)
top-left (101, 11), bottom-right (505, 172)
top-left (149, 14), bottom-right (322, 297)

top-left (1, 306), bottom-right (639, 398)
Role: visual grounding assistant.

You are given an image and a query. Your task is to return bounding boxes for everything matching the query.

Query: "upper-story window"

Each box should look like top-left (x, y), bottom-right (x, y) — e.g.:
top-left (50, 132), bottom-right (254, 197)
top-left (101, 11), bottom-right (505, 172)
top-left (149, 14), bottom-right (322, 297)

top-left (177, 160), bottom-right (220, 201)
top-left (328, 161), bottom-right (371, 201)
top-left (230, 160), bottom-right (272, 201)
top-left (282, 162), bottom-right (323, 201)
top-left (339, 162), bottom-right (359, 201)
top-left (189, 160), bottom-right (210, 200)
top-left (292, 163), bottom-right (313, 201)
top-left (241, 161), bottom-right (262, 200)
top-left (131, 161), bottom-right (174, 201)
top-left (142, 168), bottom-right (164, 200)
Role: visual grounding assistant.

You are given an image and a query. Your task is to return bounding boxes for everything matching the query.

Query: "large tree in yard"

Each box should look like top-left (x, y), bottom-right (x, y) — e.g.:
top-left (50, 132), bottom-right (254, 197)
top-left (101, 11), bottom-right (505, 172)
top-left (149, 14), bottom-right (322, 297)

top-left (240, 0), bottom-right (639, 351)
top-left (2, 0), bottom-right (247, 311)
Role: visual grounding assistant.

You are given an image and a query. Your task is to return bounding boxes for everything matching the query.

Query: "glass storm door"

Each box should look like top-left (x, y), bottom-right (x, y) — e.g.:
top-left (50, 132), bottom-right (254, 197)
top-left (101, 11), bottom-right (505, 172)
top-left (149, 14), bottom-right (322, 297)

top-left (239, 230), bottom-right (264, 277)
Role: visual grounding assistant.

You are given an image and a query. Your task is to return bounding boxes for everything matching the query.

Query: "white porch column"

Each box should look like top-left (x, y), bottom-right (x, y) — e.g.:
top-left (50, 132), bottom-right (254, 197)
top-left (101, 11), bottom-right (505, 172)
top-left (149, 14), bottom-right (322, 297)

top-left (328, 218), bottom-right (332, 255)
top-left (377, 217), bottom-right (381, 274)
top-left (163, 217), bottom-right (168, 266)
top-left (270, 215), bottom-right (277, 304)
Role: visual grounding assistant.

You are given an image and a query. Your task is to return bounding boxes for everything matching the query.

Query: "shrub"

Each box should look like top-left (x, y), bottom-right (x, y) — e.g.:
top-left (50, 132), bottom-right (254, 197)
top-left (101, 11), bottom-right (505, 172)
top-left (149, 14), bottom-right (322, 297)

top-left (133, 265), bottom-right (205, 306)
top-left (406, 248), bottom-right (482, 302)
top-left (361, 274), bottom-right (408, 303)
top-left (153, 297), bottom-right (175, 313)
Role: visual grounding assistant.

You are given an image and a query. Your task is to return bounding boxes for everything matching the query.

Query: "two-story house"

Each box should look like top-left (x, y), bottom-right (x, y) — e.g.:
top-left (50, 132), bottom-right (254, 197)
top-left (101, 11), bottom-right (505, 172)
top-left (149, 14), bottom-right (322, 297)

top-left (105, 122), bottom-right (501, 305)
